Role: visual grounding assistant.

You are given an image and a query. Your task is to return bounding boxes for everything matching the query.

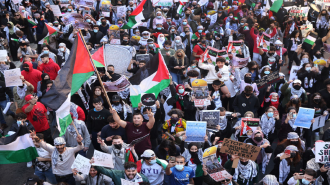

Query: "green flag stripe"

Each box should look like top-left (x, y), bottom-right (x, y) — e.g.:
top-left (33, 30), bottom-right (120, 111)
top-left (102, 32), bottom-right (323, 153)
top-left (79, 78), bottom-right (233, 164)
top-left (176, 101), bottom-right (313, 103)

top-left (58, 114), bottom-right (72, 136)
top-left (71, 72), bottom-right (94, 96)
top-left (270, 0), bottom-right (283, 13)
top-left (122, 15), bottom-right (138, 29)
top-left (94, 60), bottom-right (105, 68)
top-left (304, 39), bottom-right (315, 46)
top-left (0, 147), bottom-right (38, 164)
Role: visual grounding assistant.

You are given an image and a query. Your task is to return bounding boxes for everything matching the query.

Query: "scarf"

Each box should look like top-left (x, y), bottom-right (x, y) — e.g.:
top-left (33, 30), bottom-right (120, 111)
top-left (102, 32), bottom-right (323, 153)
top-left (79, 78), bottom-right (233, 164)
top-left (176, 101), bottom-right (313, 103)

top-left (52, 139), bottom-right (66, 167)
top-left (17, 84), bottom-right (27, 99)
top-left (77, 89), bottom-right (89, 110)
top-left (265, 52), bottom-right (278, 66)
top-left (260, 114), bottom-right (276, 138)
top-left (229, 23), bottom-right (238, 31)
top-left (233, 160), bottom-right (257, 184)
top-left (251, 130), bottom-right (264, 146)
top-left (319, 16), bottom-right (329, 28)
top-left (219, 116), bottom-right (227, 131)
top-left (290, 86), bottom-right (305, 98)
top-left (0, 64), bottom-right (9, 74)
top-left (67, 122), bottom-right (78, 139)
top-left (125, 172), bottom-right (143, 183)
top-left (278, 153), bottom-right (290, 184)
top-left (7, 22), bottom-right (15, 34)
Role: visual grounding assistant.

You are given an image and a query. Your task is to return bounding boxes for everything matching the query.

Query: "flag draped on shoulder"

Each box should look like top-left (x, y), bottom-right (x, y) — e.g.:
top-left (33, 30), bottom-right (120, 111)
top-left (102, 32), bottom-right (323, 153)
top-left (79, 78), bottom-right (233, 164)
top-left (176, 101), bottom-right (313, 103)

top-left (92, 46), bottom-right (105, 68)
top-left (40, 32), bottom-right (95, 136)
top-left (122, 0), bottom-right (147, 29)
top-left (0, 126), bottom-right (38, 164)
top-left (37, 22), bottom-right (57, 44)
top-left (129, 52), bottom-right (170, 107)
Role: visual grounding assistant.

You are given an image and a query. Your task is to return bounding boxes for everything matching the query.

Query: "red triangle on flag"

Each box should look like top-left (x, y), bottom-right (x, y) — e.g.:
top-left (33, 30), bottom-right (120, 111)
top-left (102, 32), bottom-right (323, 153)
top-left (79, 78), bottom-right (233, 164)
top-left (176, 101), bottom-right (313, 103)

top-left (72, 33), bottom-right (95, 74)
top-left (45, 23), bottom-right (57, 35)
top-left (92, 46), bottom-right (105, 67)
top-left (152, 53), bottom-right (170, 82)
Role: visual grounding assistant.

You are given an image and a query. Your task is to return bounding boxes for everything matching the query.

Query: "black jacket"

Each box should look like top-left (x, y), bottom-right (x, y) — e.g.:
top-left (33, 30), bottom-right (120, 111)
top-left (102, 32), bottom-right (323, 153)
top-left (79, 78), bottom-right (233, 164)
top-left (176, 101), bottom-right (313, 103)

top-left (89, 31), bottom-right (104, 46)
top-left (9, 120), bottom-right (35, 133)
top-left (233, 93), bottom-right (260, 116)
top-left (0, 80), bottom-right (13, 102)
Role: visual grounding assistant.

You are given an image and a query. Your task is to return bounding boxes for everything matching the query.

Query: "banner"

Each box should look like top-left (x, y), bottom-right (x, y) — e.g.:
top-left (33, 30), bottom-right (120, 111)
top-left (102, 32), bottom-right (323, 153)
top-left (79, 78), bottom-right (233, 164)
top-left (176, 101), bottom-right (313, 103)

top-left (74, 0), bottom-right (94, 8)
top-left (102, 76), bottom-right (131, 92)
top-left (315, 0), bottom-right (330, 4)
top-left (289, 66), bottom-right (301, 81)
top-left (255, 71), bottom-right (280, 90)
top-left (289, 6), bottom-right (310, 17)
top-left (220, 138), bottom-right (261, 161)
top-left (194, 99), bottom-right (211, 107)
top-left (152, 0), bottom-right (173, 6)
top-left (315, 142), bottom-right (330, 163)
top-left (191, 79), bottom-right (209, 101)
top-left (258, 33), bottom-right (271, 51)
top-left (218, 49), bottom-right (230, 61)
top-left (240, 118), bottom-right (260, 137)
top-left (232, 56), bottom-right (249, 68)
top-left (200, 110), bottom-right (220, 127)
top-left (186, 121), bottom-right (207, 142)
top-left (227, 41), bottom-right (242, 53)
top-left (293, 107), bottom-right (315, 128)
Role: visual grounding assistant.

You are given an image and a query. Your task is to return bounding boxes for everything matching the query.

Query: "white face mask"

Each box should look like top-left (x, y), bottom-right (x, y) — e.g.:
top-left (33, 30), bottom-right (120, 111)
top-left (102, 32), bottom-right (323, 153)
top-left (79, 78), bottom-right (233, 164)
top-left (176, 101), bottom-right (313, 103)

top-left (219, 116), bottom-right (226, 119)
top-left (60, 47), bottom-right (65, 52)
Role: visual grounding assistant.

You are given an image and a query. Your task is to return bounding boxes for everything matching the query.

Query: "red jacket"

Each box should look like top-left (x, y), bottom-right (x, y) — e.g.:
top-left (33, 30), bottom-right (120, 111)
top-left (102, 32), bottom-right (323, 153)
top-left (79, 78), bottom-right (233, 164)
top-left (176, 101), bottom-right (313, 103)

top-left (250, 27), bottom-right (277, 54)
top-left (21, 62), bottom-right (42, 93)
top-left (37, 58), bottom-right (60, 80)
top-left (77, 105), bottom-right (86, 121)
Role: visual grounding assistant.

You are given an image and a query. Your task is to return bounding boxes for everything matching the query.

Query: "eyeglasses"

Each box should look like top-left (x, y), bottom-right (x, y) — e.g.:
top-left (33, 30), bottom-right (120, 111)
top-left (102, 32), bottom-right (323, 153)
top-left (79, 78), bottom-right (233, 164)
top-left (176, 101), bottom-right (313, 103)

top-left (59, 155), bottom-right (63, 161)
top-left (15, 14), bottom-right (20, 16)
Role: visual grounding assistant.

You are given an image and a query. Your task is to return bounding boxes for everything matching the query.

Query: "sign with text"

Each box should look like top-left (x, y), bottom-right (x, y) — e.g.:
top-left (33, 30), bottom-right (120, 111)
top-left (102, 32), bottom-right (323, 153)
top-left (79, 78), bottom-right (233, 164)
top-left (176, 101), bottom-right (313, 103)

top-left (255, 71), bottom-right (280, 90)
top-left (312, 115), bottom-right (329, 131)
top-left (136, 54), bottom-right (151, 63)
top-left (71, 154), bottom-right (91, 175)
top-left (152, 0), bottom-right (173, 6)
top-left (200, 110), bottom-right (220, 127)
top-left (220, 138), bottom-right (261, 161)
top-left (4, 68), bottom-right (22, 87)
top-left (289, 6), bottom-right (310, 17)
top-left (240, 118), bottom-right (260, 137)
top-left (194, 99), bottom-right (211, 107)
top-left (289, 66), bottom-right (301, 81)
top-left (93, 150), bottom-right (114, 168)
top-left (103, 76), bottom-right (131, 92)
top-left (50, 5), bottom-right (62, 16)
top-left (186, 121), bottom-right (207, 142)
top-left (315, 142), bottom-right (330, 163)
top-left (293, 107), bottom-right (314, 128)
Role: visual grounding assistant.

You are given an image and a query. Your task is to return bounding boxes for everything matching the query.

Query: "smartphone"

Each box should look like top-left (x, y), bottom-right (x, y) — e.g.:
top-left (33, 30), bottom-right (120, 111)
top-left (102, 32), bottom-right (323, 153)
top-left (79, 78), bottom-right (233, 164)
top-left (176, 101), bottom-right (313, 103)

top-left (325, 162), bottom-right (330, 169)
top-left (169, 156), bottom-right (176, 162)
top-left (284, 150), bottom-right (291, 155)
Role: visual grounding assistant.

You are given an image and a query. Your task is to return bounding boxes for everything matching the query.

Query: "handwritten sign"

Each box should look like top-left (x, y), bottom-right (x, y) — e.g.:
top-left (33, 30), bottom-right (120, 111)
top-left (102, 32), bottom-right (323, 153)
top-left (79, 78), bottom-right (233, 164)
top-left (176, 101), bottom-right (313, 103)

top-left (152, 0), bottom-right (173, 6)
top-left (220, 138), bottom-right (261, 161)
top-left (315, 142), bottom-right (330, 163)
top-left (289, 6), bottom-right (309, 17)
top-left (50, 5), bottom-right (62, 16)
top-left (116, 6), bottom-right (127, 18)
top-left (255, 71), bottom-right (280, 90)
top-left (93, 150), bottom-right (114, 168)
top-left (194, 99), bottom-right (211, 107)
top-left (315, 0), bottom-right (330, 4)
top-left (186, 121), bottom-right (207, 142)
top-left (0, 50), bottom-right (7, 61)
top-left (4, 68), bottom-right (22, 87)
top-left (121, 179), bottom-right (139, 185)
top-left (71, 154), bottom-right (91, 175)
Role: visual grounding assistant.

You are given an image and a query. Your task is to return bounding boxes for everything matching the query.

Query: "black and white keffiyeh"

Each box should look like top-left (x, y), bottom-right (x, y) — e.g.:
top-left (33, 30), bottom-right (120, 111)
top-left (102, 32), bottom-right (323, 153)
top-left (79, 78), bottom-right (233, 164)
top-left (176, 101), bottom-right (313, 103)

top-left (125, 171), bottom-right (143, 183)
top-left (17, 84), bottom-right (27, 99)
top-left (52, 137), bottom-right (66, 166)
top-left (219, 116), bottom-right (227, 131)
top-left (233, 160), bottom-right (257, 184)
top-left (260, 113), bottom-right (276, 138)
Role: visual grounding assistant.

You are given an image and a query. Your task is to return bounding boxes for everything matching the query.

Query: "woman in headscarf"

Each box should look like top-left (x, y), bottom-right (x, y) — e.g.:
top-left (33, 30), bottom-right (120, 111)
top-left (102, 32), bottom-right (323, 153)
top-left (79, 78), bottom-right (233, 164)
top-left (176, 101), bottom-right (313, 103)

top-left (170, 84), bottom-right (188, 111)
top-left (278, 107), bottom-right (302, 142)
top-left (257, 175), bottom-right (280, 185)
top-left (245, 130), bottom-right (273, 174)
top-left (215, 140), bottom-right (229, 166)
top-left (19, 6), bottom-right (30, 18)
top-left (177, 19), bottom-right (193, 35)
top-left (181, 134), bottom-right (210, 185)
top-left (274, 132), bottom-right (305, 158)
top-left (271, 145), bottom-right (303, 184)
top-left (4, 22), bottom-right (20, 61)
top-left (37, 73), bottom-right (50, 97)
top-left (152, 11), bottom-right (166, 29)
top-left (171, 36), bottom-right (185, 51)
top-left (259, 106), bottom-right (281, 144)
top-left (89, 86), bottom-right (109, 109)
top-left (157, 34), bottom-right (166, 49)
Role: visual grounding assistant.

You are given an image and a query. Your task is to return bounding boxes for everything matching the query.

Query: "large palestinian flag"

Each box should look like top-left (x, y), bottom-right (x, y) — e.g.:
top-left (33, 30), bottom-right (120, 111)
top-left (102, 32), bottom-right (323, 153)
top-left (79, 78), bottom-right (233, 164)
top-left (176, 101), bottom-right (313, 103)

top-left (0, 125), bottom-right (38, 164)
top-left (40, 32), bottom-right (95, 136)
top-left (92, 46), bottom-right (105, 68)
top-left (37, 22), bottom-right (57, 44)
top-left (122, 0), bottom-right (147, 29)
top-left (129, 52), bottom-right (170, 107)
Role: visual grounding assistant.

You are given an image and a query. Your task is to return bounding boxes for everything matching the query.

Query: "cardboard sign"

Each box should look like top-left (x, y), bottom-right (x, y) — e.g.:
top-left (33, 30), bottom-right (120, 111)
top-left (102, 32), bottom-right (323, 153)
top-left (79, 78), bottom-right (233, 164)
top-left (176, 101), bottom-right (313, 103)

top-left (289, 6), bottom-right (310, 17)
top-left (220, 138), bottom-right (261, 161)
top-left (141, 93), bottom-right (156, 106)
top-left (71, 154), bottom-right (91, 175)
top-left (315, 142), bottom-right (330, 163)
top-left (93, 150), bottom-right (114, 168)
top-left (0, 50), bottom-right (7, 61)
top-left (4, 68), bottom-right (22, 87)
top-left (103, 76), bottom-right (131, 92)
top-left (200, 110), bottom-right (220, 127)
top-left (186, 121), bottom-right (207, 142)
top-left (255, 71), bottom-right (280, 90)
top-left (240, 118), bottom-right (260, 137)
top-left (293, 107), bottom-right (315, 128)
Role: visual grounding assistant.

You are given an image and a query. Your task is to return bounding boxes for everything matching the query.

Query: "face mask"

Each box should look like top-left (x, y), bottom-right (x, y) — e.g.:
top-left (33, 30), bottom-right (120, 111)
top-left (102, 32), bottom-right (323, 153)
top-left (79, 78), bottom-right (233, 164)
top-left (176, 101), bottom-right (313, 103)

top-left (254, 137), bottom-right (262, 142)
top-left (314, 99), bottom-right (321, 103)
top-left (21, 48), bottom-right (26, 51)
top-left (94, 29), bottom-right (98, 33)
top-left (305, 67), bottom-right (311, 71)
top-left (302, 179), bottom-right (311, 185)
top-left (276, 46), bottom-right (280, 50)
top-left (118, 23), bottom-right (122, 27)
top-left (315, 54), bottom-right (321, 58)
top-left (143, 36), bottom-right (148, 39)
top-left (201, 40), bottom-right (206, 44)
top-left (17, 120), bottom-right (22, 127)
top-left (160, 37), bottom-right (164, 40)
top-left (140, 51), bottom-right (146, 54)
top-left (198, 30), bottom-right (203, 33)
top-left (102, 22), bottom-right (106, 25)
top-left (86, 19), bottom-right (91, 23)
top-left (22, 10), bottom-right (25, 12)
top-left (267, 112), bottom-right (273, 117)
top-left (291, 141), bottom-right (299, 146)
top-left (290, 153), bottom-right (296, 158)
top-left (175, 40), bottom-right (180, 43)
top-left (175, 165), bottom-right (184, 170)
top-left (293, 85), bottom-right (301, 90)
top-left (229, 15), bottom-right (233, 18)
top-left (245, 92), bottom-right (252, 96)
top-left (123, 39), bottom-right (128, 42)
top-left (301, 58), bottom-right (309, 63)
top-left (165, 46), bottom-right (170, 49)
top-left (178, 89), bottom-right (184, 94)
top-left (149, 159), bottom-right (157, 164)
top-left (240, 23), bottom-right (244, 26)
top-left (171, 29), bottom-right (175, 32)
top-left (67, 8), bottom-right (72, 12)
top-left (293, 114), bottom-right (297, 118)
top-left (149, 44), bottom-right (153, 47)
top-left (60, 47), bottom-right (65, 52)
top-left (244, 76), bottom-right (252, 83)
top-left (43, 50), bottom-right (49, 54)
top-left (157, 27), bottom-right (162, 30)
top-left (240, 161), bottom-right (248, 165)
top-left (23, 68), bottom-right (29, 72)
top-left (113, 102), bottom-right (120, 105)
top-left (264, 71), bottom-right (270, 75)
top-left (95, 92), bottom-right (101, 96)
top-left (268, 52), bottom-right (274, 56)
top-left (271, 99), bottom-right (277, 102)
top-left (182, 22), bottom-right (187, 25)
top-left (114, 144), bottom-right (122, 149)
top-left (157, 16), bottom-right (162, 19)
top-left (191, 65), bottom-right (196, 68)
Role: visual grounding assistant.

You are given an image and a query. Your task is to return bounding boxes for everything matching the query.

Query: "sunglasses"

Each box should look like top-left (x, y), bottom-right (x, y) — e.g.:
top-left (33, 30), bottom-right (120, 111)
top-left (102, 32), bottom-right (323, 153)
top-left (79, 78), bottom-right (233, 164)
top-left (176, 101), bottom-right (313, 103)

top-left (220, 179), bottom-right (230, 183)
top-left (15, 14), bottom-right (20, 16)
top-left (59, 154), bottom-right (63, 161)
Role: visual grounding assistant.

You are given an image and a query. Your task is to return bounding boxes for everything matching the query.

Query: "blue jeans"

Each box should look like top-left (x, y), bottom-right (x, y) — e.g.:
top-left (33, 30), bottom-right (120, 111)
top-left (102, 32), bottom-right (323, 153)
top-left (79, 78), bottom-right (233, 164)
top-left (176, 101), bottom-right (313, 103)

top-left (170, 72), bottom-right (183, 85)
top-left (0, 99), bottom-right (14, 125)
top-left (35, 167), bottom-right (57, 184)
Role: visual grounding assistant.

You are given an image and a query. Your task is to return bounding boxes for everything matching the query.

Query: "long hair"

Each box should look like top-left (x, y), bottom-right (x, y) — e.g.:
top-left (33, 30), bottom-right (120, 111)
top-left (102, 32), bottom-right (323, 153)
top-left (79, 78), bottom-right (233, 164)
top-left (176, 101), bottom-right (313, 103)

top-left (286, 151), bottom-right (301, 166)
top-left (159, 139), bottom-right (177, 156)
top-left (289, 30), bottom-right (302, 41)
top-left (279, 139), bottom-right (304, 154)
top-left (174, 49), bottom-right (185, 65)
top-left (318, 9), bottom-right (330, 22)
top-left (247, 61), bottom-right (259, 72)
top-left (311, 92), bottom-right (327, 108)
top-left (297, 63), bottom-right (311, 74)
top-left (285, 100), bottom-right (301, 113)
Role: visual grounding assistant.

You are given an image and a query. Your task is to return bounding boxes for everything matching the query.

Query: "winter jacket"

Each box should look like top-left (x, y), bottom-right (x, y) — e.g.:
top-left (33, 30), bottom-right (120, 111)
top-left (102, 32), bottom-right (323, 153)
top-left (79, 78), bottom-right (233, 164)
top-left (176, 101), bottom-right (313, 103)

top-left (21, 62), bottom-right (42, 93)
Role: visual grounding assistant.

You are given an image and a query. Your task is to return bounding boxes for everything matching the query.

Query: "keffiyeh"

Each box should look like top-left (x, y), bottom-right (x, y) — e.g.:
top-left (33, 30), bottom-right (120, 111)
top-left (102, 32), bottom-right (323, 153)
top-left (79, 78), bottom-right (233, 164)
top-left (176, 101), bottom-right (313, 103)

top-left (260, 113), bottom-right (276, 138)
top-left (233, 160), bottom-right (257, 183)
top-left (52, 137), bottom-right (66, 166)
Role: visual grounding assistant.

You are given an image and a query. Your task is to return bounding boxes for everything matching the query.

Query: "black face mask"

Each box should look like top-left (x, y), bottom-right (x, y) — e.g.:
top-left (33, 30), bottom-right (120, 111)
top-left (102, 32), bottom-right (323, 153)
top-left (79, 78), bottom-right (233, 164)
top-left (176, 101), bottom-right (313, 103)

top-left (254, 137), bottom-right (262, 142)
top-left (245, 92), bottom-right (252, 96)
top-left (244, 76), bottom-right (252, 83)
top-left (314, 99), bottom-right (321, 104)
top-left (268, 52), bottom-right (274, 56)
top-left (21, 48), bottom-right (26, 51)
top-left (291, 141), bottom-right (299, 146)
top-left (186, 14), bottom-right (190, 16)
top-left (108, 70), bottom-right (113, 74)
top-left (293, 85), bottom-right (301, 90)
top-left (315, 54), bottom-right (321, 58)
top-left (280, 78), bottom-right (285, 83)
top-left (201, 40), bottom-right (206, 44)
top-left (217, 148), bottom-right (221, 152)
top-left (114, 144), bottom-right (122, 149)
top-left (292, 99), bottom-right (299, 104)
top-left (8, 25), bottom-right (12, 28)
top-left (102, 22), bottom-right (106, 25)
top-left (171, 117), bottom-right (179, 124)
top-left (251, 67), bottom-right (257, 71)
top-left (140, 51), bottom-right (146, 54)
top-left (240, 161), bottom-right (249, 165)
top-left (23, 68), bottom-right (29, 72)
top-left (190, 151), bottom-right (197, 156)
top-left (290, 153), bottom-right (296, 158)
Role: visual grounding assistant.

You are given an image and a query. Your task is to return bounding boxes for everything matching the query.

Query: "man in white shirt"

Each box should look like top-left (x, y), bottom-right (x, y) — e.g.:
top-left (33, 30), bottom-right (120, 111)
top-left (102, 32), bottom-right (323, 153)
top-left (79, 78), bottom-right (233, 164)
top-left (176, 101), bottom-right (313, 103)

top-left (139, 150), bottom-right (167, 185)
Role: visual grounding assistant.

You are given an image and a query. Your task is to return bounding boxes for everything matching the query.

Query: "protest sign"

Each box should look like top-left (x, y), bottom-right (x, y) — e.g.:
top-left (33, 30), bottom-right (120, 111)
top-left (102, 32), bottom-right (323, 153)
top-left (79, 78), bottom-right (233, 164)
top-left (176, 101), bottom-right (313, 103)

top-left (194, 99), bottom-right (211, 107)
top-left (93, 150), bottom-right (114, 168)
top-left (200, 110), bottom-right (220, 128)
top-left (301, 24), bottom-right (313, 38)
top-left (74, 0), bottom-right (94, 8)
top-left (110, 39), bottom-right (121, 45)
top-left (61, 13), bottom-right (84, 24)
top-left (206, 46), bottom-right (221, 64)
top-left (136, 54), bottom-right (151, 63)
top-left (240, 118), bottom-right (260, 137)
top-left (141, 93), bottom-right (156, 106)
top-left (73, 22), bottom-right (91, 30)
top-left (315, 142), bottom-right (330, 163)
top-left (258, 33), bottom-right (271, 51)
top-left (293, 107), bottom-right (315, 128)
top-left (152, 0), bottom-right (173, 6)
top-left (121, 179), bottom-right (139, 185)
top-left (12, 0), bottom-right (20, 4)
top-left (0, 50), bottom-right (7, 61)
top-left (103, 76), bottom-right (131, 92)
top-left (50, 5), bottom-right (62, 16)
top-left (71, 154), bottom-right (91, 175)
top-left (312, 115), bottom-right (328, 131)
top-left (116, 6), bottom-right (127, 18)
top-left (324, 43), bottom-right (330, 53)
top-left (129, 134), bottom-right (150, 147)
top-left (191, 79), bottom-right (209, 99)
top-left (60, 0), bottom-right (70, 5)
top-left (104, 45), bottom-right (135, 76)
top-left (220, 138), bottom-right (261, 161)
top-left (218, 50), bottom-right (230, 61)
top-left (227, 41), bottom-right (242, 53)
top-left (289, 6), bottom-right (310, 17)
top-left (186, 121), bottom-right (207, 142)
top-left (4, 68), bottom-right (22, 87)
top-left (232, 56), bottom-right (249, 68)
top-left (255, 71), bottom-right (280, 90)
top-left (289, 66), bottom-right (301, 81)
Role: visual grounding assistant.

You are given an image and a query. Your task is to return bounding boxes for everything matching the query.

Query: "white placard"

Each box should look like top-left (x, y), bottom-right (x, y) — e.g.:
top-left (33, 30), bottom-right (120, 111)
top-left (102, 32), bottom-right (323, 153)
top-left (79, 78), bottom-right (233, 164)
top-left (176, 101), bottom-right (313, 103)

top-left (116, 6), bottom-right (127, 18)
top-left (93, 150), bottom-right (114, 168)
top-left (71, 154), bottom-right (91, 175)
top-left (50, 5), bottom-right (62, 16)
top-left (4, 68), bottom-right (22, 87)
top-left (289, 66), bottom-right (301, 81)
top-left (315, 142), bottom-right (330, 163)
top-left (121, 179), bottom-right (139, 185)
top-left (312, 115), bottom-right (328, 131)
top-left (152, 0), bottom-right (173, 6)
top-left (0, 50), bottom-right (7, 61)
top-left (3, 102), bottom-right (12, 114)
top-left (12, 0), bottom-right (20, 4)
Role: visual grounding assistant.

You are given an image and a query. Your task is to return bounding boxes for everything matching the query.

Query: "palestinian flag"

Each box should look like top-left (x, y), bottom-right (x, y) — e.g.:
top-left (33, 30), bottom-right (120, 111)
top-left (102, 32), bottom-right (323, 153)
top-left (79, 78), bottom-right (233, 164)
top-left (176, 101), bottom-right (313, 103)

top-left (240, 123), bottom-right (252, 136)
top-left (27, 16), bottom-right (37, 26)
top-left (125, 148), bottom-right (135, 163)
top-left (269, 0), bottom-right (283, 13)
top-left (37, 22), bottom-right (57, 44)
top-left (40, 32), bottom-right (95, 136)
top-left (302, 32), bottom-right (317, 52)
top-left (177, 1), bottom-right (184, 14)
top-left (122, 0), bottom-right (147, 29)
top-left (129, 52), bottom-right (170, 107)
top-left (92, 46), bottom-right (105, 68)
top-left (0, 125), bottom-right (38, 164)
top-left (11, 38), bottom-right (19, 42)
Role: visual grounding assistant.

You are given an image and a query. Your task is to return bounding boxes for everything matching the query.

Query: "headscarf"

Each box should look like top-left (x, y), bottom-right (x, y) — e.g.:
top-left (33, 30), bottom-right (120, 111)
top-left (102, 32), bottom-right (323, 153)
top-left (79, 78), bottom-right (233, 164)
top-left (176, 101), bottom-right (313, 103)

top-left (52, 137), bottom-right (66, 166)
top-left (188, 143), bottom-right (201, 165)
top-left (19, 6), bottom-right (29, 18)
top-left (40, 73), bottom-right (49, 93)
top-left (175, 84), bottom-right (187, 110)
top-left (157, 34), bottom-right (165, 49)
top-left (17, 84), bottom-right (28, 99)
top-left (251, 130), bottom-right (264, 146)
top-left (287, 132), bottom-right (299, 140)
top-left (261, 175), bottom-right (279, 185)
top-left (171, 36), bottom-right (185, 51)
top-left (0, 63), bottom-right (9, 74)
top-left (7, 22), bottom-right (15, 34)
top-left (278, 145), bottom-right (299, 183)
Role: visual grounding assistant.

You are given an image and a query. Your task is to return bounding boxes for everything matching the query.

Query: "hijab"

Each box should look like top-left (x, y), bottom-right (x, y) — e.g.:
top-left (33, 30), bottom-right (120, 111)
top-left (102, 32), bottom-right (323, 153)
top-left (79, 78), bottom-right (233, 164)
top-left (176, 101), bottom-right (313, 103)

top-left (40, 73), bottom-right (49, 93)
top-left (188, 143), bottom-right (201, 165)
top-left (251, 130), bottom-right (264, 146)
top-left (7, 22), bottom-right (15, 34)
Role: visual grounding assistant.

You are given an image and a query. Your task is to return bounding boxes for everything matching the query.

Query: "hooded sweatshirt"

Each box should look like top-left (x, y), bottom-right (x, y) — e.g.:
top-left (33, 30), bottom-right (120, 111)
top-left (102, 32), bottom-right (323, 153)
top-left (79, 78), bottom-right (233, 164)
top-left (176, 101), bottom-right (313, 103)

top-left (21, 62), bottom-right (42, 93)
top-left (37, 58), bottom-right (60, 80)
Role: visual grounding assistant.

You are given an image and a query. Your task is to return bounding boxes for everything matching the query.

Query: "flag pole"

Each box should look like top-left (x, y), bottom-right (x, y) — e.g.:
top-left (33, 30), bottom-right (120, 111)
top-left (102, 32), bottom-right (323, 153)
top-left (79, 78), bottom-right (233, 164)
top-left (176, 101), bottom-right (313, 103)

top-left (78, 29), bottom-right (113, 110)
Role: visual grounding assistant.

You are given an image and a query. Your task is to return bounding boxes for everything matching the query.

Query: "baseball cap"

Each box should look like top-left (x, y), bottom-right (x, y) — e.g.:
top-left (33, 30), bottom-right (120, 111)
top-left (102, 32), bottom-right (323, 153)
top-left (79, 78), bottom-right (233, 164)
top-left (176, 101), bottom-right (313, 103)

top-left (141, 149), bottom-right (155, 158)
top-left (25, 94), bottom-right (33, 102)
